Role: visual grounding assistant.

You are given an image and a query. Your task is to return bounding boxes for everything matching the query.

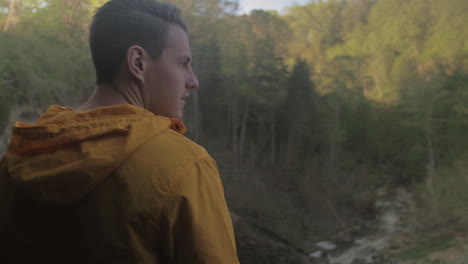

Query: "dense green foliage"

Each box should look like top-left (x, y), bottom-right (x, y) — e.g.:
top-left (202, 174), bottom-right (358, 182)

top-left (1, 0), bottom-right (467, 259)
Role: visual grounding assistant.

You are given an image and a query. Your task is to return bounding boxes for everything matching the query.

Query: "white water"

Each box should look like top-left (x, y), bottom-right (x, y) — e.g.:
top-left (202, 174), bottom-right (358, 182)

top-left (326, 187), bottom-right (414, 264)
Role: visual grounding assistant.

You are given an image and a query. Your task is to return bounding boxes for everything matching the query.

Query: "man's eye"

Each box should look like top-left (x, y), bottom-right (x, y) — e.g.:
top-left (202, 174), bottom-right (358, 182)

top-left (180, 61), bottom-right (192, 68)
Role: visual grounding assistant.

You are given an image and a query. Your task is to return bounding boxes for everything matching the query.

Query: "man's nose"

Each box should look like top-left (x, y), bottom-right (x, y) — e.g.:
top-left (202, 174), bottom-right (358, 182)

top-left (187, 71), bottom-right (199, 90)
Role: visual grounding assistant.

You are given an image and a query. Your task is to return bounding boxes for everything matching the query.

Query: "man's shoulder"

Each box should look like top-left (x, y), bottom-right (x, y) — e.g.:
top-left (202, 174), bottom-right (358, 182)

top-left (121, 128), bottom-right (211, 178)
top-left (145, 128), bottom-right (209, 162)
top-left (117, 128), bottom-right (214, 203)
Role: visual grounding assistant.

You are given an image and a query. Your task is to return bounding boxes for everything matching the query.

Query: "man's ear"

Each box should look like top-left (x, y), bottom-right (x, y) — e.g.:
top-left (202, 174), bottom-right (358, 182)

top-left (127, 45), bottom-right (147, 83)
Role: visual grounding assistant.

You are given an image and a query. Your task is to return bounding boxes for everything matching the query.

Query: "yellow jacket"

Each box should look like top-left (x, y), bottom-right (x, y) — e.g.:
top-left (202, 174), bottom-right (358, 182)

top-left (0, 104), bottom-right (239, 264)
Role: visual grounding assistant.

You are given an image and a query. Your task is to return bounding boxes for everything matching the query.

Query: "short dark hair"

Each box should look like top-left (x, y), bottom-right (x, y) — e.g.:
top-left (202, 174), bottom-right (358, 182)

top-left (89, 0), bottom-right (187, 85)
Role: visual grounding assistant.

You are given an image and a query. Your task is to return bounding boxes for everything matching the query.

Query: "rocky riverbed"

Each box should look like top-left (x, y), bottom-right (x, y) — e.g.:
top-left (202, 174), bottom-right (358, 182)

top-left (308, 187), bottom-right (468, 264)
top-left (308, 187), bottom-right (416, 264)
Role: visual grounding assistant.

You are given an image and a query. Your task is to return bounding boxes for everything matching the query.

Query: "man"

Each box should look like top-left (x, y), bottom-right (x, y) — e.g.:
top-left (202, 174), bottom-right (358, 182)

top-left (0, 0), bottom-right (239, 263)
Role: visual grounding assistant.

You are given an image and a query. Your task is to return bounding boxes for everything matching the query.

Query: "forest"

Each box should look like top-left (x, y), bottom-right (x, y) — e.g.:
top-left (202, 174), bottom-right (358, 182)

top-left (1, 0), bottom-right (468, 263)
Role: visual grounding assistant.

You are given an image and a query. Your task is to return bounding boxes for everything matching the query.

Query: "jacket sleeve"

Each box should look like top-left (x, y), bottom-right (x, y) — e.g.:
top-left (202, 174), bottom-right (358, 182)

top-left (0, 157), bottom-right (15, 258)
top-left (161, 156), bottom-right (240, 264)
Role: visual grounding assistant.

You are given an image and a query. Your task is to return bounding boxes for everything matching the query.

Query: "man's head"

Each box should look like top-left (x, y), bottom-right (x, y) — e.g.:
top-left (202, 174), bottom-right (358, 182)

top-left (89, 0), bottom-right (199, 118)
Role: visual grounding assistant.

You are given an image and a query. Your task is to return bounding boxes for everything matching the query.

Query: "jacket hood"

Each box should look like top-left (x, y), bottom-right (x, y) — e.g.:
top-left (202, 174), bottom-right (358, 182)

top-left (5, 104), bottom-right (186, 205)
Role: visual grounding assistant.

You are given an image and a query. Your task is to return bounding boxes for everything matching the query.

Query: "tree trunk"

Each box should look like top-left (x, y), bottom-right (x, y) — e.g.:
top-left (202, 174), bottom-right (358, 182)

top-left (257, 119), bottom-right (266, 166)
top-left (3, 0), bottom-right (23, 32)
top-left (227, 100), bottom-right (232, 146)
top-left (285, 126), bottom-right (295, 167)
top-left (269, 115), bottom-right (276, 164)
top-left (232, 97), bottom-right (238, 167)
top-left (425, 108), bottom-right (437, 213)
top-left (239, 101), bottom-right (249, 157)
top-left (328, 99), bottom-right (340, 178)
top-left (249, 142), bottom-right (256, 168)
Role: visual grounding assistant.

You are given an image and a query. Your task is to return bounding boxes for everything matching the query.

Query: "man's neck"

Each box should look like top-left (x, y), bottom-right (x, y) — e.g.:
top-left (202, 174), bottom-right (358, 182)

top-left (79, 82), bottom-right (145, 111)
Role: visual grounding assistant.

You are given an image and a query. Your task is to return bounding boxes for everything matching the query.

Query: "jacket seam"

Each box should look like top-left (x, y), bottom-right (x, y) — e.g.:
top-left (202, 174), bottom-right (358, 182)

top-left (160, 154), bottom-right (213, 208)
top-left (35, 115), bottom-right (159, 126)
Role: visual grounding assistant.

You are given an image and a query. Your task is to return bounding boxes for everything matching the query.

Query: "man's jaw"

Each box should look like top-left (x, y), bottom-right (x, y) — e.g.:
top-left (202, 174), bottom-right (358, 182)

top-left (181, 94), bottom-right (190, 104)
